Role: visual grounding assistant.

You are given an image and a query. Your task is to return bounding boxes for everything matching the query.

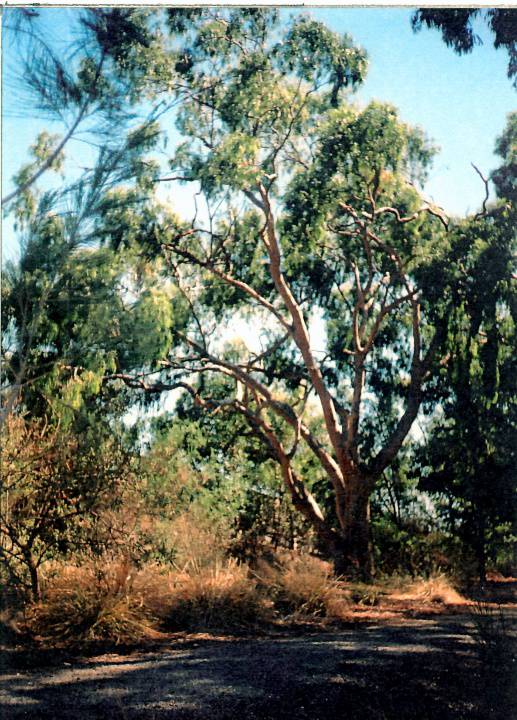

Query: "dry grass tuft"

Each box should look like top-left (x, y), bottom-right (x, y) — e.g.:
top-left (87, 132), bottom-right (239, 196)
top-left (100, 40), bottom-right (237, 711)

top-left (258, 553), bottom-right (349, 619)
top-left (162, 559), bottom-right (271, 631)
top-left (28, 560), bottom-right (158, 645)
top-left (390, 573), bottom-right (466, 606)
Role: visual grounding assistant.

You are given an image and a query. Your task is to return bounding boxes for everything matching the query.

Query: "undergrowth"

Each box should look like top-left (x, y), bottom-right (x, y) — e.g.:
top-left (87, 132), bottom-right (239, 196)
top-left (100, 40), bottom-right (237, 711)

top-left (9, 553), bottom-right (511, 649)
top-left (255, 553), bottom-right (349, 619)
top-left (27, 561), bottom-right (156, 645)
top-left (163, 559), bottom-right (271, 631)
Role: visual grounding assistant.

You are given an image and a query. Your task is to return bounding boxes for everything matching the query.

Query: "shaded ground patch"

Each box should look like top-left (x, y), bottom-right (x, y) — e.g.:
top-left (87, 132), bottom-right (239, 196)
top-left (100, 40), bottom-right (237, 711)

top-left (1, 613), bottom-right (515, 720)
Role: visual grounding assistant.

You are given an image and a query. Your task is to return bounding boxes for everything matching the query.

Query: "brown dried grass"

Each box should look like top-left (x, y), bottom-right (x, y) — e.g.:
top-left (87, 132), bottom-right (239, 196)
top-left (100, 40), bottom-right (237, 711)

top-left (257, 553), bottom-right (349, 619)
top-left (389, 573), bottom-right (466, 606)
top-left (28, 560), bottom-right (159, 645)
top-left (162, 559), bottom-right (272, 631)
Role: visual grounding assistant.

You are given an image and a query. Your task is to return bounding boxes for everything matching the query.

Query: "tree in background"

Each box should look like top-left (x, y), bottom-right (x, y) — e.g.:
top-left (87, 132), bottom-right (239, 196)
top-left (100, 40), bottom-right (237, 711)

top-left (415, 114), bottom-right (516, 582)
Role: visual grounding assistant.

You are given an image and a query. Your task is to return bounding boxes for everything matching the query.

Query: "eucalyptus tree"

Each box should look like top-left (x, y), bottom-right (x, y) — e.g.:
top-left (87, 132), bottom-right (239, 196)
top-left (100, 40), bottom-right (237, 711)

top-left (107, 9), bottom-right (451, 576)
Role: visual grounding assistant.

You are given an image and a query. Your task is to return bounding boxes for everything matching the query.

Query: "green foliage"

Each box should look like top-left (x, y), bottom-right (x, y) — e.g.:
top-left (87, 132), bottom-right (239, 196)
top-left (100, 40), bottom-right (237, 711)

top-left (412, 9), bottom-right (517, 87)
top-left (0, 415), bottom-right (136, 599)
top-left (413, 118), bottom-right (517, 578)
top-left (492, 111), bottom-right (517, 203)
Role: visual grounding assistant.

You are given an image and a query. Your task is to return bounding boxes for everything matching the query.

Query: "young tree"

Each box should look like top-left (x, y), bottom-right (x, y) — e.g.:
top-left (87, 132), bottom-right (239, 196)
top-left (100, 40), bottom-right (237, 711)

top-left (1, 414), bottom-right (135, 602)
top-left (106, 10), bottom-right (450, 577)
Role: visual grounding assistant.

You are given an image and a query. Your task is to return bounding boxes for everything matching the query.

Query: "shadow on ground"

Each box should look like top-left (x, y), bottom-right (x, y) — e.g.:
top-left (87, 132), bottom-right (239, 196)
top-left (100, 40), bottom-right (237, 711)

top-left (1, 615), bottom-right (516, 720)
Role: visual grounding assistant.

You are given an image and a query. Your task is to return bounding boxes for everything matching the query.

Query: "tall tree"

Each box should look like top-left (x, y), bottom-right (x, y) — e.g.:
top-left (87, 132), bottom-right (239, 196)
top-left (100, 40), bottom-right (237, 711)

top-left (106, 9), bottom-right (450, 577)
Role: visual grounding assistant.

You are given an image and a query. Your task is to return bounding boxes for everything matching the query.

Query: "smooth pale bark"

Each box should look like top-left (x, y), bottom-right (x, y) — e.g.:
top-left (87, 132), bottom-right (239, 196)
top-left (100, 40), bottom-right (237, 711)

top-left (123, 179), bottom-right (443, 578)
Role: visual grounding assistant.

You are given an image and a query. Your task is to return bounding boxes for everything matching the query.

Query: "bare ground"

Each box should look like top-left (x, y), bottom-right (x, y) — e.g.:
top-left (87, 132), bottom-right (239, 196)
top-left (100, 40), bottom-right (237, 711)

top-left (2, 608), bottom-right (516, 720)
top-left (1, 580), bottom-right (515, 720)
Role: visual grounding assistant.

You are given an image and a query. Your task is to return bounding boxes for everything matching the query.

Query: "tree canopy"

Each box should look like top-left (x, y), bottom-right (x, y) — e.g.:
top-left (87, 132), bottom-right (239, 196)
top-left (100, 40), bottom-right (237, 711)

top-left (2, 8), bottom-right (515, 580)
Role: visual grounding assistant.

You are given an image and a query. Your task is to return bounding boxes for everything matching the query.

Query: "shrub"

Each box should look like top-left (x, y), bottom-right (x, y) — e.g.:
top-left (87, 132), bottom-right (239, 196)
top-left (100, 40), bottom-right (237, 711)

top-left (372, 518), bottom-right (462, 577)
top-left (1, 415), bottom-right (137, 602)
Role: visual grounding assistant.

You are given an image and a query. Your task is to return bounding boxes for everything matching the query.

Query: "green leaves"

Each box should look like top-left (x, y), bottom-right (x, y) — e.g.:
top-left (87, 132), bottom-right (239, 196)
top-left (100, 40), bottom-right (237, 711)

top-left (492, 111), bottom-right (517, 202)
top-left (278, 17), bottom-right (367, 104)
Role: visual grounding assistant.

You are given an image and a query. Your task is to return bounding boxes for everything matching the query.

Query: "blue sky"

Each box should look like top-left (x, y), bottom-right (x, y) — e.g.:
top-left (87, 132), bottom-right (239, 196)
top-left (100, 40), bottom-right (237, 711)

top-left (2, 7), bottom-right (515, 261)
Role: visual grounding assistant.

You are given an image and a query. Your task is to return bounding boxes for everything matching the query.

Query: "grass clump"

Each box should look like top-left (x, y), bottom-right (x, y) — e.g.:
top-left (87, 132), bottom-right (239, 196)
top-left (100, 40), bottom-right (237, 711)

top-left (163, 559), bottom-right (271, 631)
top-left (258, 553), bottom-right (349, 619)
top-left (389, 573), bottom-right (465, 606)
top-left (28, 560), bottom-right (157, 645)
top-left (470, 600), bottom-right (515, 664)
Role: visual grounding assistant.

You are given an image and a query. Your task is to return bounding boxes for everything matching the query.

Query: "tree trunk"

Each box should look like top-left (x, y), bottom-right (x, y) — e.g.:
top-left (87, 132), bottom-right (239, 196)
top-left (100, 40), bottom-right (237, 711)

top-left (333, 476), bottom-right (374, 579)
top-left (476, 513), bottom-right (487, 586)
top-left (26, 554), bottom-right (41, 603)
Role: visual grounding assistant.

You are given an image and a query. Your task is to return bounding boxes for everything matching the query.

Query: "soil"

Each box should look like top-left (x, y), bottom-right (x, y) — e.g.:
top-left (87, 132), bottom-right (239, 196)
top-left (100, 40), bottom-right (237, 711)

top-left (1, 583), bottom-right (516, 720)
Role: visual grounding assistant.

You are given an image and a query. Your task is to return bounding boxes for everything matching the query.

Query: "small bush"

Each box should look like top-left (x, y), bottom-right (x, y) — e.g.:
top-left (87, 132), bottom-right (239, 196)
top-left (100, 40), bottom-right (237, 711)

top-left (372, 519), bottom-right (461, 576)
top-left (163, 559), bottom-right (271, 631)
top-left (258, 553), bottom-right (349, 619)
top-left (28, 560), bottom-right (157, 645)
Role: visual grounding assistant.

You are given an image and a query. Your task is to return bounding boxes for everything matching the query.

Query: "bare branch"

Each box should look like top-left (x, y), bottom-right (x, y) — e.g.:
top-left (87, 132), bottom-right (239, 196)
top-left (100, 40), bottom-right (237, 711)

top-left (259, 184), bottom-right (348, 473)
top-left (472, 163), bottom-right (490, 219)
top-left (363, 204), bottom-right (449, 230)
top-left (162, 241), bottom-right (291, 331)
top-left (175, 336), bottom-right (346, 490)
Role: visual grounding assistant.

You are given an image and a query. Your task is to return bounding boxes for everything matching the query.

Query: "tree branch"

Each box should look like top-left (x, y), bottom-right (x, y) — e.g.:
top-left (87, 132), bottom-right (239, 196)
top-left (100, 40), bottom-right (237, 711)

top-left (162, 241), bottom-right (291, 331)
top-left (259, 184), bottom-right (349, 473)
top-left (472, 163), bottom-right (490, 219)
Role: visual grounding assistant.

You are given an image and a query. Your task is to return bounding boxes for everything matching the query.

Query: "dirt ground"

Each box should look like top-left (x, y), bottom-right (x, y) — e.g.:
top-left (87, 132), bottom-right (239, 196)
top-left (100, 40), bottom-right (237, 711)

top-left (1, 580), bottom-right (515, 720)
top-left (2, 607), bottom-right (516, 720)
